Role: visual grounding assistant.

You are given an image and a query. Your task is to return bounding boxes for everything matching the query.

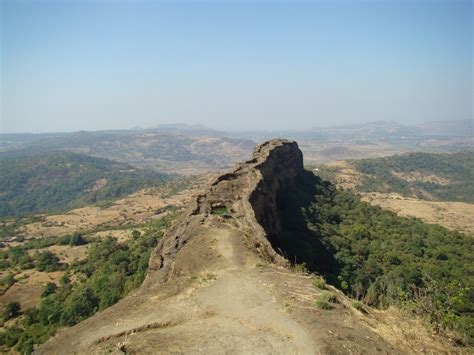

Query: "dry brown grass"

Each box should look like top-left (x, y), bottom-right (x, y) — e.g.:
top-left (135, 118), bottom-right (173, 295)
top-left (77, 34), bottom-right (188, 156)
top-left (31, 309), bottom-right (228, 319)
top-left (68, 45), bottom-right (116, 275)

top-left (323, 160), bottom-right (363, 190)
top-left (362, 192), bottom-right (474, 235)
top-left (301, 142), bottom-right (405, 165)
top-left (0, 270), bottom-right (63, 310)
top-left (26, 245), bottom-right (88, 264)
top-left (92, 229), bottom-right (138, 243)
top-left (19, 179), bottom-right (207, 238)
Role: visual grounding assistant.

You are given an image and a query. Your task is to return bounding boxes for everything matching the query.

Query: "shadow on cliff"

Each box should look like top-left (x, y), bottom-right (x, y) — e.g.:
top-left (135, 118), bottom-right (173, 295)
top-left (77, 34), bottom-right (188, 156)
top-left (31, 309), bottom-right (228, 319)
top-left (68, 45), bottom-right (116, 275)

top-left (271, 170), bottom-right (340, 277)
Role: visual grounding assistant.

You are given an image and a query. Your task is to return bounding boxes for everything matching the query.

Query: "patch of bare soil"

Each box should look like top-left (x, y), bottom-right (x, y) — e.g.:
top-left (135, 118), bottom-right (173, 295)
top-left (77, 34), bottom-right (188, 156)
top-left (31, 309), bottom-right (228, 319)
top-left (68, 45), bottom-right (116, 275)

top-left (323, 160), bottom-right (363, 189)
top-left (362, 192), bottom-right (474, 235)
top-left (92, 229), bottom-right (138, 243)
top-left (85, 178), bottom-right (108, 192)
top-left (301, 142), bottom-right (405, 164)
top-left (26, 245), bottom-right (88, 264)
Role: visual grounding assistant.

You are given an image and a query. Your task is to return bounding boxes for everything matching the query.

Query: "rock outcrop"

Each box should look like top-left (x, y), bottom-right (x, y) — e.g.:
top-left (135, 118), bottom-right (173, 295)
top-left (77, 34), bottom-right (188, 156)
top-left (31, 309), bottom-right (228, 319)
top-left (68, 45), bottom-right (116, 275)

top-left (37, 140), bottom-right (455, 354)
top-left (146, 139), bottom-right (302, 285)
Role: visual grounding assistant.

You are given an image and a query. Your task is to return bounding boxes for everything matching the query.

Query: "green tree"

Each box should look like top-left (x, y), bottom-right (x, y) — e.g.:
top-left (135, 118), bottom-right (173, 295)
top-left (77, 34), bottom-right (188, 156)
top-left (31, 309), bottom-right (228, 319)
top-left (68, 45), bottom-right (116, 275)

top-left (41, 282), bottom-right (57, 298)
top-left (3, 302), bottom-right (21, 320)
top-left (0, 273), bottom-right (15, 287)
top-left (35, 251), bottom-right (60, 272)
top-left (60, 286), bottom-right (98, 326)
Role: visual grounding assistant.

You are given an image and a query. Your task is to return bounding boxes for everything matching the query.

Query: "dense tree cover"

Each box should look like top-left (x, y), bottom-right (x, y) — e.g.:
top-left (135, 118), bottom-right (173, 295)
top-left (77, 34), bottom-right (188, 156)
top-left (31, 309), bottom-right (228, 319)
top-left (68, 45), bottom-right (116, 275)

top-left (353, 151), bottom-right (474, 202)
top-left (277, 171), bottom-right (473, 345)
top-left (0, 214), bottom-right (176, 354)
top-left (0, 151), bottom-right (171, 218)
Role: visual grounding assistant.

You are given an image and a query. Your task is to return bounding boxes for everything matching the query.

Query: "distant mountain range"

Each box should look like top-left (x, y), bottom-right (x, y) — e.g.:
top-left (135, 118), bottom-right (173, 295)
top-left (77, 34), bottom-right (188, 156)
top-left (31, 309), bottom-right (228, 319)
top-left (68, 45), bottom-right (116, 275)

top-left (0, 120), bottom-right (471, 175)
top-left (0, 129), bottom-right (256, 175)
top-left (227, 119), bottom-right (473, 141)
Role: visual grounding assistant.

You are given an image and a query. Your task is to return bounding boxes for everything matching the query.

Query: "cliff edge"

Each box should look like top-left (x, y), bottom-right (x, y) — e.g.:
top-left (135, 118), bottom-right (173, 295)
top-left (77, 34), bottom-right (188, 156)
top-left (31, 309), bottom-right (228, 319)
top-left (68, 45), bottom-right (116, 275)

top-left (37, 140), bottom-right (455, 354)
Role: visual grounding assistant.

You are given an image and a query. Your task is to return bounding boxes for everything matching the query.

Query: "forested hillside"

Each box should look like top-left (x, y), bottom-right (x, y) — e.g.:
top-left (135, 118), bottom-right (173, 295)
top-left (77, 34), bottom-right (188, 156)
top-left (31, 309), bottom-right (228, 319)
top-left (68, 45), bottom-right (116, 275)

top-left (353, 152), bottom-right (474, 202)
top-left (0, 151), bottom-right (170, 217)
top-left (278, 171), bottom-right (474, 344)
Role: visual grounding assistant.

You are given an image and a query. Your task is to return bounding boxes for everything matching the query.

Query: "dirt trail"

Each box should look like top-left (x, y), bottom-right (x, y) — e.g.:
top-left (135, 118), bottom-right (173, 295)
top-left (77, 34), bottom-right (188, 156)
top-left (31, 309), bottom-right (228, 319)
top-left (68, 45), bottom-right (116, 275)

top-left (199, 227), bottom-right (315, 353)
top-left (215, 228), bottom-right (240, 268)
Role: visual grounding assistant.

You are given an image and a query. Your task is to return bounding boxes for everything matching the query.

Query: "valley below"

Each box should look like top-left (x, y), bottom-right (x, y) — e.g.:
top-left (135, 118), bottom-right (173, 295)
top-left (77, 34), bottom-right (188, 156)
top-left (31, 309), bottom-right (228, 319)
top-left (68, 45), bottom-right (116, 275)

top-left (0, 124), bottom-right (472, 353)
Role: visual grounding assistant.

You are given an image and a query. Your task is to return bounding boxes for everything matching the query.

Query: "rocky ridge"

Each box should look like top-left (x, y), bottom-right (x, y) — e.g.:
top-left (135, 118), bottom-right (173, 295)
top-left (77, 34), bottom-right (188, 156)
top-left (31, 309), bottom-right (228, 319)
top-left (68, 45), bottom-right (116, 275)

top-left (146, 139), bottom-right (300, 284)
top-left (37, 140), bottom-right (456, 354)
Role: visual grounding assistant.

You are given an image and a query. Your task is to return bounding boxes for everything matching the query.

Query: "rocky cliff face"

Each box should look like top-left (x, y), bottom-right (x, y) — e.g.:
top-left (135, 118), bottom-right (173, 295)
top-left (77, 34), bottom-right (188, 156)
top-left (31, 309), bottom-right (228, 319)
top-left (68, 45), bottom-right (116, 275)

top-left (249, 140), bottom-right (304, 246)
top-left (147, 139), bottom-right (303, 284)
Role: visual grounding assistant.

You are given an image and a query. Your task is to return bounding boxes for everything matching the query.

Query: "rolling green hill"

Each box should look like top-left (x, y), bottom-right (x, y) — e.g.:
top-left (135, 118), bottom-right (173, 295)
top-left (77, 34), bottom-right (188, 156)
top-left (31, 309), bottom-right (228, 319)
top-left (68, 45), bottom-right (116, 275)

top-left (354, 151), bottom-right (474, 202)
top-left (319, 151), bottom-right (474, 203)
top-left (0, 151), bottom-right (171, 217)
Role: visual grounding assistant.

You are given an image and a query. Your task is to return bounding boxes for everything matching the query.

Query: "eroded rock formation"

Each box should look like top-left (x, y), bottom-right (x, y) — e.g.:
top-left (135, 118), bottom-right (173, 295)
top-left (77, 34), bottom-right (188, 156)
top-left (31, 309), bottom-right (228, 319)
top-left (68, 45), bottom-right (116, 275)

top-left (146, 139), bottom-right (303, 284)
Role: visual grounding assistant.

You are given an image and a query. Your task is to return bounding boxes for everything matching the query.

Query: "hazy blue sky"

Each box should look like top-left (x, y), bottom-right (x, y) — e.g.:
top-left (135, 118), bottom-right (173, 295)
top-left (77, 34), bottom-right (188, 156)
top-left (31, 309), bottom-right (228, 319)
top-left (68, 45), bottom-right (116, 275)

top-left (1, 0), bottom-right (472, 133)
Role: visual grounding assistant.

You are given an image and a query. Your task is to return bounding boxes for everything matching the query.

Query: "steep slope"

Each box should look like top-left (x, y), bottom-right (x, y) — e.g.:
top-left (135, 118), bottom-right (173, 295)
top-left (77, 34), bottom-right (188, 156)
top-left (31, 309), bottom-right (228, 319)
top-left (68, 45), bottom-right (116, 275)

top-left (37, 140), bottom-right (456, 354)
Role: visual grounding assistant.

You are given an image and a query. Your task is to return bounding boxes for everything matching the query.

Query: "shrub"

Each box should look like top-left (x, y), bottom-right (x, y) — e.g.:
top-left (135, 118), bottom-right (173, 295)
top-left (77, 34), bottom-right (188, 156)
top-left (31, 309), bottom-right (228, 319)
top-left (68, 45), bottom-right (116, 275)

top-left (315, 291), bottom-right (337, 310)
top-left (3, 302), bottom-right (21, 320)
top-left (0, 273), bottom-right (15, 287)
top-left (59, 274), bottom-right (70, 286)
top-left (311, 274), bottom-right (325, 289)
top-left (15, 334), bottom-right (34, 355)
top-left (60, 233), bottom-right (87, 246)
top-left (210, 206), bottom-right (228, 216)
top-left (316, 298), bottom-right (331, 310)
top-left (0, 326), bottom-right (23, 347)
top-left (42, 282), bottom-right (57, 298)
top-left (132, 230), bottom-right (141, 239)
top-left (352, 301), bottom-right (365, 312)
top-left (23, 308), bottom-right (39, 326)
top-left (291, 262), bottom-right (308, 274)
top-left (35, 251), bottom-right (60, 272)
